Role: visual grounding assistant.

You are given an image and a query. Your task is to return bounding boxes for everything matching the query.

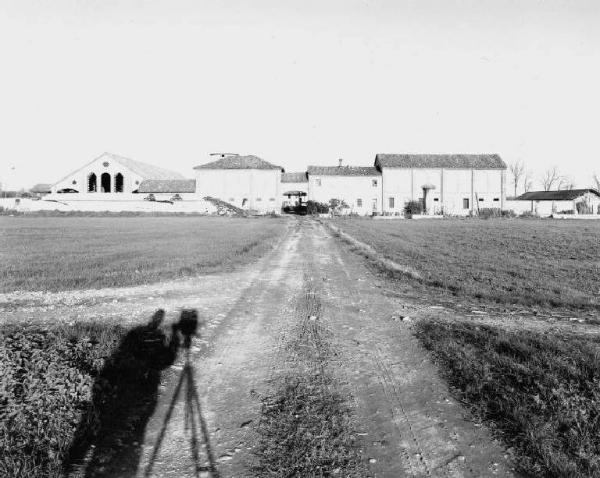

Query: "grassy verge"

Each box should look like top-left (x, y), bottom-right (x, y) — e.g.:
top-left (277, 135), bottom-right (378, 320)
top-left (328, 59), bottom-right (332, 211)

top-left (0, 318), bottom-right (177, 477)
top-left (0, 216), bottom-right (287, 292)
top-left (253, 283), bottom-right (365, 476)
top-left (331, 218), bottom-right (600, 310)
top-left (415, 319), bottom-right (600, 477)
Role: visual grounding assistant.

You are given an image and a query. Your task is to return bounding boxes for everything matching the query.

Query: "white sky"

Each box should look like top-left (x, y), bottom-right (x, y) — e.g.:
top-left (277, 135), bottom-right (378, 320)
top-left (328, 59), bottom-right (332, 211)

top-left (0, 0), bottom-right (599, 190)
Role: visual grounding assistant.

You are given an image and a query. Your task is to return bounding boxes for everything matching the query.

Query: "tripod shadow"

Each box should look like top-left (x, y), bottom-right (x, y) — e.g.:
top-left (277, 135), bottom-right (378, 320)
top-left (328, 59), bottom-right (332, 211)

top-left (144, 345), bottom-right (220, 478)
top-left (64, 309), bottom-right (179, 477)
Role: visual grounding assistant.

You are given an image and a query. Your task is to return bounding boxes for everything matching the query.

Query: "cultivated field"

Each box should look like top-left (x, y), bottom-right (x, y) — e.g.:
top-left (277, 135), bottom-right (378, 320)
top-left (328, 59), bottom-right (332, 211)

top-left (332, 217), bottom-right (600, 476)
top-left (0, 216), bottom-right (287, 293)
top-left (333, 217), bottom-right (600, 310)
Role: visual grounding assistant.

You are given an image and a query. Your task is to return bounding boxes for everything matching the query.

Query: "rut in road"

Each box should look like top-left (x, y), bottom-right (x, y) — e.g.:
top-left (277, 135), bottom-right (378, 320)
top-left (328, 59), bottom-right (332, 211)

top-left (253, 274), bottom-right (366, 477)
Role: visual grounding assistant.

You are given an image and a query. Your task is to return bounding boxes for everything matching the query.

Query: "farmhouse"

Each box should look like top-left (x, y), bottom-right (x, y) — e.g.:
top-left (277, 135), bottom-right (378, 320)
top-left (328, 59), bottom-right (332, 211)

top-left (24, 150), bottom-right (508, 216)
top-left (375, 154), bottom-right (507, 216)
top-left (193, 154), bottom-right (283, 214)
top-left (513, 189), bottom-right (600, 217)
top-left (307, 160), bottom-right (382, 214)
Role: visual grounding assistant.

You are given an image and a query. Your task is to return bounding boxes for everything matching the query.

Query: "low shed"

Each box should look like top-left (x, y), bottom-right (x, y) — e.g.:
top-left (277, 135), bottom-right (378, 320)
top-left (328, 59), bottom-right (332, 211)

top-left (514, 189), bottom-right (600, 216)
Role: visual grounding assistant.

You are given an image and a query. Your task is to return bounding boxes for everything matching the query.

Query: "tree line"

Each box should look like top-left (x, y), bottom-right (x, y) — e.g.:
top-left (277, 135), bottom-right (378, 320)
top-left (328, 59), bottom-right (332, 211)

top-left (508, 161), bottom-right (600, 197)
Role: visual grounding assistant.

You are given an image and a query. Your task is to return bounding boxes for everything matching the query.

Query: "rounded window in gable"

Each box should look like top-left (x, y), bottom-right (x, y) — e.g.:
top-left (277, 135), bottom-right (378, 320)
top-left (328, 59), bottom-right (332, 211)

top-left (135, 180), bottom-right (140, 185)
top-left (103, 161), bottom-right (110, 167)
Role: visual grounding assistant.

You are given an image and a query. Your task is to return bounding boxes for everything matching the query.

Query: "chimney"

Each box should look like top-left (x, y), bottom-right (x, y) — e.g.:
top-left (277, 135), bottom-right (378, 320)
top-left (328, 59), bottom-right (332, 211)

top-left (338, 158), bottom-right (343, 167)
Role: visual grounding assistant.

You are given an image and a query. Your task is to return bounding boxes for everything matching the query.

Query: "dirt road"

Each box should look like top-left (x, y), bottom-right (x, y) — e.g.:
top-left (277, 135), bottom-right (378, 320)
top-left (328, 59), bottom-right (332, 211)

top-left (2, 219), bottom-right (514, 476)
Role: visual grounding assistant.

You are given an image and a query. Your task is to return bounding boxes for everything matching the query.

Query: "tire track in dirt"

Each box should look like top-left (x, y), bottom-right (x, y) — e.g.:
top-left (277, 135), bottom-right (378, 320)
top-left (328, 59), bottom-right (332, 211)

top-left (136, 221), bottom-right (305, 477)
top-left (307, 220), bottom-right (514, 477)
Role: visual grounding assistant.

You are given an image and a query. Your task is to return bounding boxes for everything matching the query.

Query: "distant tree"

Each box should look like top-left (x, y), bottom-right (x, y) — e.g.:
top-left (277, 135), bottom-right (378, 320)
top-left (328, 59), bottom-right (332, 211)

top-left (524, 170), bottom-right (534, 193)
top-left (593, 173), bottom-right (600, 191)
top-left (509, 160), bottom-right (525, 197)
top-left (328, 198), bottom-right (349, 215)
top-left (558, 177), bottom-right (575, 190)
top-left (541, 166), bottom-right (563, 191)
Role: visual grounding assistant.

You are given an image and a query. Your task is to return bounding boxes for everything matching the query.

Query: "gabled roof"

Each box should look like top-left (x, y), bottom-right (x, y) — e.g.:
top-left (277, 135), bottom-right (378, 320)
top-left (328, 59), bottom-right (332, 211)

top-left (194, 155), bottom-right (283, 171)
top-left (282, 172), bottom-right (308, 183)
top-left (137, 179), bottom-right (196, 193)
top-left (375, 154), bottom-right (506, 170)
top-left (106, 153), bottom-right (186, 180)
top-left (30, 183), bottom-right (52, 193)
top-left (307, 165), bottom-right (381, 176)
top-left (515, 189), bottom-right (600, 201)
top-left (50, 152), bottom-right (185, 189)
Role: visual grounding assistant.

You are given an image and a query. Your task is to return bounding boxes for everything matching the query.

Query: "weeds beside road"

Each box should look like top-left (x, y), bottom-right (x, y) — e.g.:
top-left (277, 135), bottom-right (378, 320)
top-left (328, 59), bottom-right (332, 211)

top-left (416, 319), bottom-right (600, 477)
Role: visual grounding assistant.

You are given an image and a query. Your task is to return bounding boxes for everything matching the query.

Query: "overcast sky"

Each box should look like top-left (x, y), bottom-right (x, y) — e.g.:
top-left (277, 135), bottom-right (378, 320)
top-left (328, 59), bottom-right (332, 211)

top-left (0, 0), bottom-right (599, 190)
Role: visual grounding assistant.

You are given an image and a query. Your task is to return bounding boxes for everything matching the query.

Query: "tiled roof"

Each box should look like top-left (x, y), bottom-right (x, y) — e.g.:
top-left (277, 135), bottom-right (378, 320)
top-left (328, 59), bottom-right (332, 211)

top-left (102, 153), bottom-right (187, 179)
top-left (515, 189), bottom-right (600, 201)
top-left (282, 172), bottom-right (308, 183)
top-left (307, 166), bottom-right (381, 176)
top-left (137, 179), bottom-right (196, 193)
top-left (375, 154), bottom-right (506, 170)
top-left (194, 155), bottom-right (283, 171)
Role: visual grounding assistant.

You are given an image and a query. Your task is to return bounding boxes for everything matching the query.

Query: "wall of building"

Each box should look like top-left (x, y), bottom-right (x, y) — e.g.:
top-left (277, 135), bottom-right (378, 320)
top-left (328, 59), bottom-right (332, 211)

top-left (51, 157), bottom-right (145, 195)
top-left (307, 175), bottom-right (382, 215)
top-left (381, 168), bottom-right (505, 215)
top-left (195, 169), bottom-right (282, 213)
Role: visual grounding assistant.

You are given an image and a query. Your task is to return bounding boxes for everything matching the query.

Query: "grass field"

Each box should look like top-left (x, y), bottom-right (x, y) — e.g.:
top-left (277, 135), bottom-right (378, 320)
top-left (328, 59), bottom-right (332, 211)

top-left (0, 216), bottom-right (287, 293)
top-left (333, 218), bottom-right (600, 310)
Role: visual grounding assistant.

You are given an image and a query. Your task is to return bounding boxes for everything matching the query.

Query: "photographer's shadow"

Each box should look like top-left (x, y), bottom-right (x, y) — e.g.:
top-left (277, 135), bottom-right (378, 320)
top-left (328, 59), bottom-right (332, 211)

top-left (65, 309), bottom-right (179, 477)
top-left (144, 309), bottom-right (220, 478)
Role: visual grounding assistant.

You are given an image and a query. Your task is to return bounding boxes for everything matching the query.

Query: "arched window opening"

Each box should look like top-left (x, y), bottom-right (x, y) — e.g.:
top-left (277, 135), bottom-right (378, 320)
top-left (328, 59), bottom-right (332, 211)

top-left (88, 173), bottom-right (97, 192)
top-left (115, 173), bottom-right (124, 193)
top-left (101, 173), bottom-right (111, 193)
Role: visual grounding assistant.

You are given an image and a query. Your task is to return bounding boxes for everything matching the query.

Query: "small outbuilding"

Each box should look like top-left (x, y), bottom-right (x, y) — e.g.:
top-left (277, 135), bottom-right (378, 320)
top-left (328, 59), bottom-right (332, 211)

top-left (513, 189), bottom-right (600, 216)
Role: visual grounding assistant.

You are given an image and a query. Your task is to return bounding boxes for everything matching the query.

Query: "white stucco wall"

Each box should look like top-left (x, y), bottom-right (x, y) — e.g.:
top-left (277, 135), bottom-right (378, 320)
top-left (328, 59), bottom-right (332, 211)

top-left (308, 175), bottom-right (382, 215)
top-left (51, 157), bottom-right (145, 195)
top-left (381, 167), bottom-right (506, 216)
top-left (195, 169), bottom-right (282, 213)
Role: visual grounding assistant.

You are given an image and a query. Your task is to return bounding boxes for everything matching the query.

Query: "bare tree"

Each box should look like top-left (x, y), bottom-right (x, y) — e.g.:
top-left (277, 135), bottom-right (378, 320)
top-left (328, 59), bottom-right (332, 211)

top-left (508, 160), bottom-right (525, 197)
top-left (524, 170), bottom-right (534, 192)
top-left (540, 166), bottom-right (563, 191)
top-left (593, 173), bottom-right (600, 191)
top-left (558, 177), bottom-right (575, 190)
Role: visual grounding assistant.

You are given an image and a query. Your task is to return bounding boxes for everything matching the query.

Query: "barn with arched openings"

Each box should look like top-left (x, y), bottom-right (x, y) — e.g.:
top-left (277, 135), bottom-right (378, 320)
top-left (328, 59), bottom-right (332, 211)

top-left (49, 152), bottom-right (186, 195)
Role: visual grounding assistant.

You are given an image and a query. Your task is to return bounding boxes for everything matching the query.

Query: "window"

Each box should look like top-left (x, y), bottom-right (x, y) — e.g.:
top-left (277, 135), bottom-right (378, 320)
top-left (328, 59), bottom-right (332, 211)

top-left (100, 173), bottom-right (111, 193)
top-left (388, 197), bottom-right (395, 208)
top-left (269, 198), bottom-right (275, 201)
top-left (433, 198), bottom-right (439, 202)
top-left (316, 179), bottom-right (322, 186)
top-left (356, 198), bottom-right (363, 207)
top-left (479, 198), bottom-right (484, 202)
top-left (372, 199), bottom-right (377, 211)
top-left (87, 173), bottom-right (97, 192)
top-left (256, 198), bottom-right (262, 202)
top-left (372, 179), bottom-right (378, 187)
top-left (115, 173), bottom-right (124, 193)
top-left (463, 198), bottom-right (470, 209)
top-left (493, 198), bottom-right (500, 202)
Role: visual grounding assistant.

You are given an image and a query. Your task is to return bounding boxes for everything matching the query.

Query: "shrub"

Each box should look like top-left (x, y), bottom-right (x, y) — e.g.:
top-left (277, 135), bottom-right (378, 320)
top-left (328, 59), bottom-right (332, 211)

top-left (478, 207), bottom-right (502, 219)
top-left (403, 200), bottom-right (423, 218)
top-left (306, 200), bottom-right (329, 215)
